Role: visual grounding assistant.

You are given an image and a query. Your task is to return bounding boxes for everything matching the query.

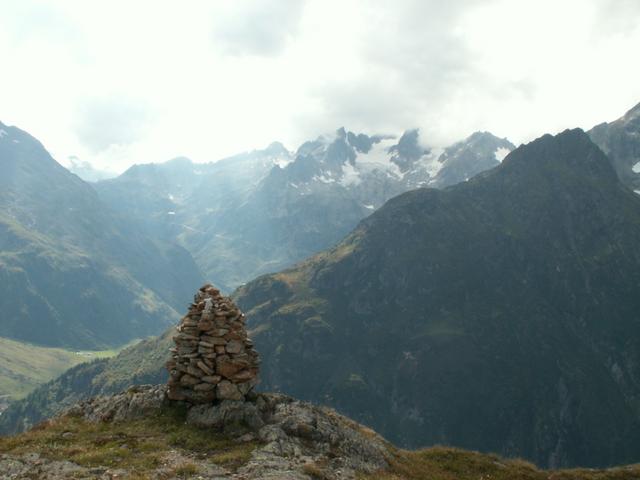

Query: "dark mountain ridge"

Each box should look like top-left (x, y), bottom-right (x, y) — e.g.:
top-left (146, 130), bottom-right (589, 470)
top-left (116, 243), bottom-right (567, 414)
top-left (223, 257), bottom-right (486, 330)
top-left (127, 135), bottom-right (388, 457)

top-left (232, 129), bottom-right (640, 468)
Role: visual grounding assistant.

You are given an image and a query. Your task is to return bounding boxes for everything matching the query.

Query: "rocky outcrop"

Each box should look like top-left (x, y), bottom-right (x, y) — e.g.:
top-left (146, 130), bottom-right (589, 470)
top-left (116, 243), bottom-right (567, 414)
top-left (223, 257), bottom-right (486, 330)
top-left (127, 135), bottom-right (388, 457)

top-left (165, 284), bottom-right (259, 403)
top-left (58, 384), bottom-right (389, 479)
top-left (63, 384), bottom-right (167, 423)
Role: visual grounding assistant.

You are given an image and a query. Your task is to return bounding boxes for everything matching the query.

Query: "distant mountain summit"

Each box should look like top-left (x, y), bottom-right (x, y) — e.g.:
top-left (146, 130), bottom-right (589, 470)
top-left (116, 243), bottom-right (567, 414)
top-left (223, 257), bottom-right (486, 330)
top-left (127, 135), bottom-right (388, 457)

top-left (430, 131), bottom-right (514, 188)
top-left (66, 157), bottom-right (116, 182)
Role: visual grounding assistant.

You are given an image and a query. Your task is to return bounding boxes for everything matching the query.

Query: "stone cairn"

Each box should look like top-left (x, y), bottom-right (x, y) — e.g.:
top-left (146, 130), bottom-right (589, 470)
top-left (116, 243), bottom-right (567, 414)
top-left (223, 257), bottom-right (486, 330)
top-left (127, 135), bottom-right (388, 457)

top-left (166, 284), bottom-right (259, 403)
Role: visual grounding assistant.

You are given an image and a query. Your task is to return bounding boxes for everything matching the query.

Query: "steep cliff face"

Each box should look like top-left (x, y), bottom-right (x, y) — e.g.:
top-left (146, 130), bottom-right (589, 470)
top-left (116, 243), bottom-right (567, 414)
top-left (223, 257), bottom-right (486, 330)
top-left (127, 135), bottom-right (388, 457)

top-left (234, 129), bottom-right (640, 468)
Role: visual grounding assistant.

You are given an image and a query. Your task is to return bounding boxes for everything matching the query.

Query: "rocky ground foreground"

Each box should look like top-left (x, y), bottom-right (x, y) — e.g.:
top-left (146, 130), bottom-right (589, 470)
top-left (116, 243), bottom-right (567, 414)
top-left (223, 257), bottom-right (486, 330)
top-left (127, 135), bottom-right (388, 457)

top-left (0, 385), bottom-right (389, 479)
top-left (2, 385), bottom-right (640, 479)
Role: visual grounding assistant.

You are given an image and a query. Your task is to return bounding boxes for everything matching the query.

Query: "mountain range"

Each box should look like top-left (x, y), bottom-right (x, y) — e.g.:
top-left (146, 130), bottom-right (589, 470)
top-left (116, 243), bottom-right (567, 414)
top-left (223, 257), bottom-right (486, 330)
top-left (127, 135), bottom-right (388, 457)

top-left (2, 103), bottom-right (640, 470)
top-left (94, 128), bottom-right (514, 291)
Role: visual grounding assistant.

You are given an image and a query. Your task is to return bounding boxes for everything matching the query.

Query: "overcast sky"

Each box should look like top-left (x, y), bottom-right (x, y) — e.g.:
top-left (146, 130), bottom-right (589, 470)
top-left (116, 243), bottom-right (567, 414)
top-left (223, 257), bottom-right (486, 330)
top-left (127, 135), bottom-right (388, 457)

top-left (1, 0), bottom-right (639, 173)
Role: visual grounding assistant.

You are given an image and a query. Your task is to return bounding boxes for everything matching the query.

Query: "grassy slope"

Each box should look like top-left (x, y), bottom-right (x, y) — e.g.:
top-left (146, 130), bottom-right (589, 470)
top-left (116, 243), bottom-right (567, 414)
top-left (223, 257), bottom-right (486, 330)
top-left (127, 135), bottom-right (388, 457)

top-left (359, 447), bottom-right (640, 480)
top-left (0, 337), bottom-right (127, 401)
top-left (0, 409), bottom-right (638, 480)
top-left (0, 404), bottom-right (258, 477)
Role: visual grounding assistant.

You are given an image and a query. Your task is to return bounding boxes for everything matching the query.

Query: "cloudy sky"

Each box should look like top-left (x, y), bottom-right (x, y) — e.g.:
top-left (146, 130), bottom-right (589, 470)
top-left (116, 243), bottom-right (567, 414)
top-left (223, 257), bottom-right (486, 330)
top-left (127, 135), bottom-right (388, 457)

top-left (0, 0), bottom-right (639, 173)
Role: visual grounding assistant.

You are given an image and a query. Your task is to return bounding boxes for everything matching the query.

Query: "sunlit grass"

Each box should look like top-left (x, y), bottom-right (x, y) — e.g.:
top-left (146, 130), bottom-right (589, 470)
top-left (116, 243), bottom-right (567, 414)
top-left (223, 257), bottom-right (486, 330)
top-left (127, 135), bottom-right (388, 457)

top-left (0, 403), bottom-right (261, 476)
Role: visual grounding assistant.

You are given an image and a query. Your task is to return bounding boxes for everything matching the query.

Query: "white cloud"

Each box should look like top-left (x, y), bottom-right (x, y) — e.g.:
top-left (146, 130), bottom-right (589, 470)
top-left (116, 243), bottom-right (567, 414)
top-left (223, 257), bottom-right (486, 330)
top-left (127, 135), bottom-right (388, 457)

top-left (0, 0), bottom-right (638, 173)
top-left (212, 0), bottom-right (305, 56)
top-left (74, 95), bottom-right (153, 153)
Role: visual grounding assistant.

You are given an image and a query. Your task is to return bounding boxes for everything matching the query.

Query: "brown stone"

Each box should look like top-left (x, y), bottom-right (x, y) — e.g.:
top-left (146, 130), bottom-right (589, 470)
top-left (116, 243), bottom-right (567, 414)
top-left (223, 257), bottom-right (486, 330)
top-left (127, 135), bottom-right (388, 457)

top-left (224, 331), bottom-right (244, 341)
top-left (231, 369), bottom-right (257, 382)
top-left (197, 361), bottom-right (214, 376)
top-left (208, 328), bottom-right (229, 336)
top-left (216, 359), bottom-right (245, 379)
top-left (215, 345), bottom-right (226, 354)
top-left (200, 336), bottom-right (227, 345)
top-left (216, 380), bottom-right (243, 400)
top-left (186, 365), bottom-right (205, 378)
top-left (202, 375), bottom-right (222, 384)
top-left (197, 321), bottom-right (215, 331)
top-left (179, 374), bottom-right (200, 386)
top-left (181, 327), bottom-right (200, 336)
top-left (225, 340), bottom-right (244, 354)
top-left (194, 383), bottom-right (216, 391)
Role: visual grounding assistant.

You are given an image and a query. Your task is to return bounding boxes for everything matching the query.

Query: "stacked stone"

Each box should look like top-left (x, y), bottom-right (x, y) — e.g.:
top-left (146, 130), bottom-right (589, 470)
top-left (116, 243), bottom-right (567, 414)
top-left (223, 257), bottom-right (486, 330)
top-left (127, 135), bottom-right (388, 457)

top-left (166, 284), bottom-right (259, 403)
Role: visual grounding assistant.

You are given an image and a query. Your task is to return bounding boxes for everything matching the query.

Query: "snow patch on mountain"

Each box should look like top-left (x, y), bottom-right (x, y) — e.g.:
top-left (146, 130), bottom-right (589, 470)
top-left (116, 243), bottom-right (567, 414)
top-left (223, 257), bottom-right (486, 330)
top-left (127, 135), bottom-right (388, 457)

top-left (313, 173), bottom-right (336, 184)
top-left (340, 161), bottom-right (362, 187)
top-left (632, 161), bottom-right (640, 174)
top-left (273, 157), bottom-right (293, 169)
top-left (0, 129), bottom-right (8, 139)
top-left (494, 147), bottom-right (511, 162)
top-left (351, 137), bottom-right (405, 180)
top-left (420, 149), bottom-right (445, 178)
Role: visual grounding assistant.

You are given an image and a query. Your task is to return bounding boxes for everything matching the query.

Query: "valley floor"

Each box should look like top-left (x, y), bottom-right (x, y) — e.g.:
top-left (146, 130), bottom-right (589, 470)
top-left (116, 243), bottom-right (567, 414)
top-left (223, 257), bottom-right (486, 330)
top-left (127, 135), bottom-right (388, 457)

top-left (0, 337), bottom-right (136, 404)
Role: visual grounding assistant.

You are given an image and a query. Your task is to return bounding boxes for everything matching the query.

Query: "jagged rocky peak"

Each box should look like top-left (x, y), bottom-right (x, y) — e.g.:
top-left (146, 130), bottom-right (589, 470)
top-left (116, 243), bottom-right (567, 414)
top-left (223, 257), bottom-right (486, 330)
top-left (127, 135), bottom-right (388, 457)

top-left (166, 284), bottom-right (260, 403)
top-left (588, 101), bottom-right (640, 192)
top-left (429, 131), bottom-right (515, 188)
top-left (263, 140), bottom-right (290, 157)
top-left (389, 129), bottom-right (430, 172)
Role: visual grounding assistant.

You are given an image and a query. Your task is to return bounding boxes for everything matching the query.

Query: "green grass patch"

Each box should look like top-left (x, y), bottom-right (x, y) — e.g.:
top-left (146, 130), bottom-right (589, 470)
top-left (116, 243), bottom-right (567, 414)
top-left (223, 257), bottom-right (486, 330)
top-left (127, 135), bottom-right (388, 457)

top-left (0, 404), bottom-right (260, 477)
